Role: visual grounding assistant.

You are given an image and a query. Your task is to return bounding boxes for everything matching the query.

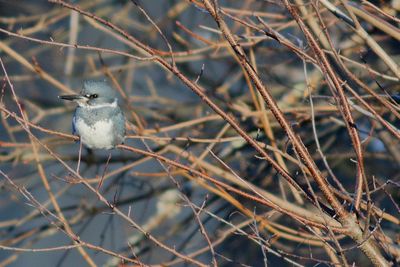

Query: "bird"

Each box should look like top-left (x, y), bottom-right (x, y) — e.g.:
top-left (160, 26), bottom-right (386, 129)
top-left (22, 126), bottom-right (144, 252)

top-left (59, 80), bottom-right (126, 150)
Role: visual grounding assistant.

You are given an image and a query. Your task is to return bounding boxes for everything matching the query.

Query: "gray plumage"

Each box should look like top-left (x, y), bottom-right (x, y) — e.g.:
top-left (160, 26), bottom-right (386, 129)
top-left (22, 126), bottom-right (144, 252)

top-left (60, 80), bottom-right (126, 150)
top-left (81, 80), bottom-right (117, 104)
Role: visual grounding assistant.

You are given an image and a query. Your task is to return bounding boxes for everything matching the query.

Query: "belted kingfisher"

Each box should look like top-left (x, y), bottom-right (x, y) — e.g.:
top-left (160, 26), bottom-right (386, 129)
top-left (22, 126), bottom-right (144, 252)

top-left (59, 80), bottom-right (126, 150)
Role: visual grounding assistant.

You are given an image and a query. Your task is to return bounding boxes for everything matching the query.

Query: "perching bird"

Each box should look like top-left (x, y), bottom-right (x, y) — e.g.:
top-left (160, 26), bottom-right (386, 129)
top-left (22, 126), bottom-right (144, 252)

top-left (59, 80), bottom-right (126, 150)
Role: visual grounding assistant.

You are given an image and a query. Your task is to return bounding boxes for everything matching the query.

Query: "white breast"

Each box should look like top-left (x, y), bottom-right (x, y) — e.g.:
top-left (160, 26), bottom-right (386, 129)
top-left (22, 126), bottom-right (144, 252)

top-left (74, 118), bottom-right (116, 149)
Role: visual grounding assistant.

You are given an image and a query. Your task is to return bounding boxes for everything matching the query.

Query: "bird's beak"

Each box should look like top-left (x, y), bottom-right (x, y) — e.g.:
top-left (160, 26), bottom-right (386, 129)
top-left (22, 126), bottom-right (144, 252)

top-left (58, 94), bottom-right (86, 101)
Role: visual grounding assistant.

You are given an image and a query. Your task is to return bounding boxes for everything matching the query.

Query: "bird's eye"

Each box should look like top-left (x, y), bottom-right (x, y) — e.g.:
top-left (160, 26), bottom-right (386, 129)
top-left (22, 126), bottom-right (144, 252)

top-left (91, 94), bottom-right (98, 99)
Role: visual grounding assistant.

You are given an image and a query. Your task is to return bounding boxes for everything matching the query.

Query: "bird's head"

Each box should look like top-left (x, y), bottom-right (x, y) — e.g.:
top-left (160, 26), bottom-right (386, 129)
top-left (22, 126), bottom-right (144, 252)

top-left (59, 80), bottom-right (117, 107)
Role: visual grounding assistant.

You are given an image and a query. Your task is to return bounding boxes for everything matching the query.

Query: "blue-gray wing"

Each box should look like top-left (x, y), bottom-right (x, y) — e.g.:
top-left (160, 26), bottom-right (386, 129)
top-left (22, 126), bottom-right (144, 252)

top-left (72, 109), bottom-right (78, 136)
top-left (112, 108), bottom-right (126, 145)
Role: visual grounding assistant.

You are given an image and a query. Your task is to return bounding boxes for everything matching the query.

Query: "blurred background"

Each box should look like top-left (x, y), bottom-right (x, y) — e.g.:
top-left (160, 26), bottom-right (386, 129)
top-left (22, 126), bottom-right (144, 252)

top-left (0, 0), bottom-right (399, 266)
